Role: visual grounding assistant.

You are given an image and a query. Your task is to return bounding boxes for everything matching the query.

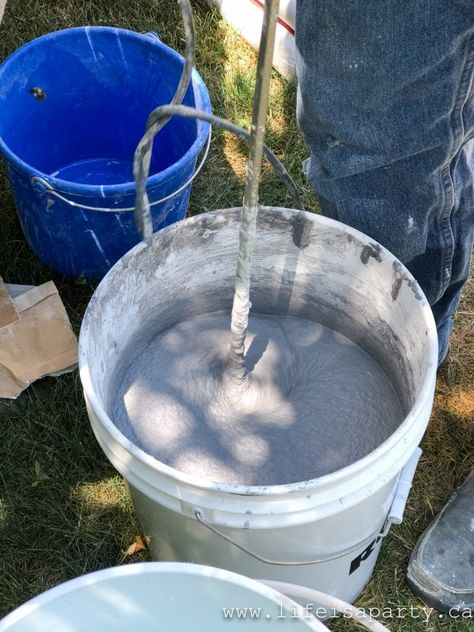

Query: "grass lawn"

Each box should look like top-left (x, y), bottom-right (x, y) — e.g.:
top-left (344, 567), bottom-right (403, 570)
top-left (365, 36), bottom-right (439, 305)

top-left (0, 1), bottom-right (473, 629)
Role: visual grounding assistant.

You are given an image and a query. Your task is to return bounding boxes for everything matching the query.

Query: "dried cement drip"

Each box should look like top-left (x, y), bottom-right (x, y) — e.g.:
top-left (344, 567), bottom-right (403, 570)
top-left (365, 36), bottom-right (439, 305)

top-left (109, 311), bottom-right (405, 486)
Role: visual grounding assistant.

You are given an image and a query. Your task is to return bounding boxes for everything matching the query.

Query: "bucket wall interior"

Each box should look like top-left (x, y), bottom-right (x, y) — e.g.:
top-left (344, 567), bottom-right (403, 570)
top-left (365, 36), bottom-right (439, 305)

top-left (0, 28), bottom-right (200, 183)
top-left (81, 208), bottom-right (435, 480)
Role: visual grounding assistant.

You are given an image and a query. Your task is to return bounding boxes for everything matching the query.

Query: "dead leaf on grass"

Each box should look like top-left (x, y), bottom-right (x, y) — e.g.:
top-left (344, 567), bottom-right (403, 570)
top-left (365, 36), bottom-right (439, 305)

top-left (123, 535), bottom-right (146, 556)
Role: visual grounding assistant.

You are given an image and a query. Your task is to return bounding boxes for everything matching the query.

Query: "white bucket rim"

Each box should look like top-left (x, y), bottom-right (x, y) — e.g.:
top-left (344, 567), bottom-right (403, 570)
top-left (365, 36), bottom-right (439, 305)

top-left (0, 562), bottom-right (323, 631)
top-left (79, 206), bottom-right (438, 497)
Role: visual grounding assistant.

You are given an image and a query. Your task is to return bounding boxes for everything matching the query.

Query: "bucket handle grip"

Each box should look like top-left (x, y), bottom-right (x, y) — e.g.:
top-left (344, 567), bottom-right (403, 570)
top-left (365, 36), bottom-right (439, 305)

top-left (194, 448), bottom-right (422, 566)
top-left (29, 127), bottom-right (212, 213)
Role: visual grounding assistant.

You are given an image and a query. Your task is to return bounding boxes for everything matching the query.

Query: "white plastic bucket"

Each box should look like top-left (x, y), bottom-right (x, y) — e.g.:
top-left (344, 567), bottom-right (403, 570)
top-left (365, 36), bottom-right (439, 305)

top-left (79, 207), bottom-right (438, 604)
top-left (0, 563), bottom-right (326, 631)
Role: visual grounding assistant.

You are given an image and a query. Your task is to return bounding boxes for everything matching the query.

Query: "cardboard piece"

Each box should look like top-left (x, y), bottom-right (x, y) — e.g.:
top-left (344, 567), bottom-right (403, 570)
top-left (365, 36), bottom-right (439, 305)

top-left (0, 280), bottom-right (19, 327)
top-left (0, 278), bottom-right (78, 399)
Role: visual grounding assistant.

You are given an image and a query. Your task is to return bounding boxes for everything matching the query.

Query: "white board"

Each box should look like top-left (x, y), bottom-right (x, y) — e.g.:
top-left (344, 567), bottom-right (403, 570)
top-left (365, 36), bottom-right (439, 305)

top-left (210, 0), bottom-right (296, 78)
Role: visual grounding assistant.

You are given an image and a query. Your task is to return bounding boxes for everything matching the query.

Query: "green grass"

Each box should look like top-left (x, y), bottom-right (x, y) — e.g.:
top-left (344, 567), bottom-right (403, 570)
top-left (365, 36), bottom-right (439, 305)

top-left (0, 1), bottom-right (473, 630)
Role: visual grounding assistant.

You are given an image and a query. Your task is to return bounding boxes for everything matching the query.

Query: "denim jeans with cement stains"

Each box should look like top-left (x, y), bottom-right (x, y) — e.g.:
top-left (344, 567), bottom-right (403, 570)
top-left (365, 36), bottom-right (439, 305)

top-left (295, 0), bottom-right (474, 364)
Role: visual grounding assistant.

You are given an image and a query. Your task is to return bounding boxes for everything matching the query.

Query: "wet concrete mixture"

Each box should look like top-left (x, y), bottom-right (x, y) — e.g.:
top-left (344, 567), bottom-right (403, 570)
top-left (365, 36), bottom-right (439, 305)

top-left (109, 310), bottom-right (405, 486)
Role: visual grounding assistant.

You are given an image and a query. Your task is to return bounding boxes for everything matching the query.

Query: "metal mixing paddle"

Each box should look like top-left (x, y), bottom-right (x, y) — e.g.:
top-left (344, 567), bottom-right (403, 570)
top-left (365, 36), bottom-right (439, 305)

top-left (225, 0), bottom-right (280, 385)
top-left (133, 0), bottom-right (281, 387)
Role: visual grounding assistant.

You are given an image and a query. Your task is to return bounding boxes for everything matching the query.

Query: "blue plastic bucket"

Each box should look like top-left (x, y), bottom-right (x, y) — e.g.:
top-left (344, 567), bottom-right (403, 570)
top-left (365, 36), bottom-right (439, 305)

top-left (0, 27), bottom-right (211, 279)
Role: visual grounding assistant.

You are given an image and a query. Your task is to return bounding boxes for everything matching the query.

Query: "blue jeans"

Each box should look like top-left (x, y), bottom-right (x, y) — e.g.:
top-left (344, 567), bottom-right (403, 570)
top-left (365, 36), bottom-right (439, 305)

top-left (295, 0), bottom-right (474, 364)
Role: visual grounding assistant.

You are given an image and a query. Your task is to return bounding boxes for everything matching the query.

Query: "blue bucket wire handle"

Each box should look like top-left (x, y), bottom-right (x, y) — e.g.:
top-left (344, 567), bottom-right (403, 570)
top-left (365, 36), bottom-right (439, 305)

top-left (29, 128), bottom-right (211, 213)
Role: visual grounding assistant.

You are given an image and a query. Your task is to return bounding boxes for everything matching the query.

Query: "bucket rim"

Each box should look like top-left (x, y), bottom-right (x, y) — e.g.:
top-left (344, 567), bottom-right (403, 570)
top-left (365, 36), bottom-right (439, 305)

top-left (0, 562), bottom-right (322, 631)
top-left (79, 207), bottom-right (439, 498)
top-left (0, 25), bottom-right (211, 200)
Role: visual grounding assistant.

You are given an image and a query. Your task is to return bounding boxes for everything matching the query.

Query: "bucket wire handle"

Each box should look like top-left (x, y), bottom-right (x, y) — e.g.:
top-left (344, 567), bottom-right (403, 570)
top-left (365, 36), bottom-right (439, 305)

top-left (194, 509), bottom-right (382, 566)
top-left (133, 104), bottom-right (304, 243)
top-left (29, 129), bottom-right (211, 213)
top-left (193, 449), bottom-right (422, 566)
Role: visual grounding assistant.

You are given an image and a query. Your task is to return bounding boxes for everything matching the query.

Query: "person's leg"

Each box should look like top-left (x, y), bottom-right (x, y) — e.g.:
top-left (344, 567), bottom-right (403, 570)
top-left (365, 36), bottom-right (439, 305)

top-left (295, 0), bottom-right (474, 364)
top-left (295, 0), bottom-right (474, 613)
